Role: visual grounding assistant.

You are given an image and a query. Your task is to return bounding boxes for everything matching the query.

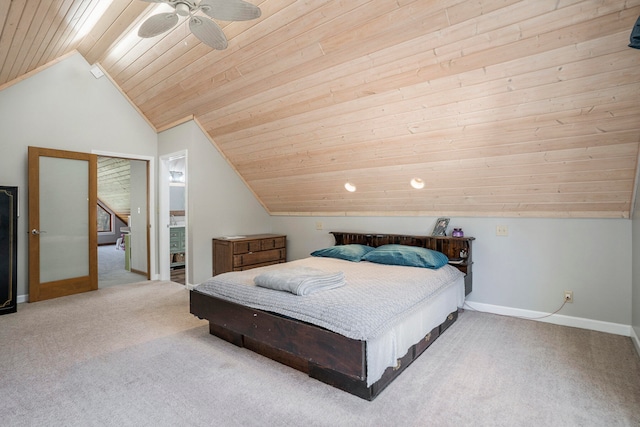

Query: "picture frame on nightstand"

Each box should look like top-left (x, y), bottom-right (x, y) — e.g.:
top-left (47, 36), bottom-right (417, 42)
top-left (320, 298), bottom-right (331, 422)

top-left (431, 217), bottom-right (450, 236)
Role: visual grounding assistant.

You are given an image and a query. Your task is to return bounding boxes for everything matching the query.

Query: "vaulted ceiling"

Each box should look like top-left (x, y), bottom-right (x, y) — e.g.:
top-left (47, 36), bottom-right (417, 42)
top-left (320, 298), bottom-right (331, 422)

top-left (1, 0), bottom-right (639, 218)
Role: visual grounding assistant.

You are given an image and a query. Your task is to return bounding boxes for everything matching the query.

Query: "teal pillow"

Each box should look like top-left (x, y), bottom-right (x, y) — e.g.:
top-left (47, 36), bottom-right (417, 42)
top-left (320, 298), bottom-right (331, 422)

top-left (310, 244), bottom-right (374, 262)
top-left (362, 244), bottom-right (448, 269)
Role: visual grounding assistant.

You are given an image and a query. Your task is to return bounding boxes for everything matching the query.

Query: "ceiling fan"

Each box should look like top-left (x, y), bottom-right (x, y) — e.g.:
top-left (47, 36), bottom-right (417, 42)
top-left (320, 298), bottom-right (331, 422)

top-left (138, 0), bottom-right (261, 50)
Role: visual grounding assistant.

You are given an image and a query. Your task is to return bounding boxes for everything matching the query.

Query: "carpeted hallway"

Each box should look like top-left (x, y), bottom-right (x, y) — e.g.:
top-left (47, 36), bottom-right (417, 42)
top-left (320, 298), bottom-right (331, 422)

top-left (98, 244), bottom-right (147, 288)
top-left (1, 281), bottom-right (639, 426)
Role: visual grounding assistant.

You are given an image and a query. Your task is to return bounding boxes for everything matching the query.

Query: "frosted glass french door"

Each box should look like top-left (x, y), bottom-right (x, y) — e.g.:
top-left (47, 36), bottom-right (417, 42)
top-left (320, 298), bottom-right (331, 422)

top-left (28, 147), bottom-right (97, 301)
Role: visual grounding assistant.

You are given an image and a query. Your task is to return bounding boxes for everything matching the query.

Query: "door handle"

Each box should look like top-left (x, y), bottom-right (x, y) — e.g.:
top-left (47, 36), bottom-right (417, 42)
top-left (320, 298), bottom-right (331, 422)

top-left (31, 229), bottom-right (46, 235)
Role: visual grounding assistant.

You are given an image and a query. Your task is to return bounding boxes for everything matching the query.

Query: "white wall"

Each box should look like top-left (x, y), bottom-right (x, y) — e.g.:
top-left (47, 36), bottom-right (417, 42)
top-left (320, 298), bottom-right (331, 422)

top-left (271, 216), bottom-right (632, 331)
top-left (158, 121), bottom-right (272, 285)
top-left (0, 53), bottom-right (157, 299)
top-left (129, 159), bottom-right (148, 274)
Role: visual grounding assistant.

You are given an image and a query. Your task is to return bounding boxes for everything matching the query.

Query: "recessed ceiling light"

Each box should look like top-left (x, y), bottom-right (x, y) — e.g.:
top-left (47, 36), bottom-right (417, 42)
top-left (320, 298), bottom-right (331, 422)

top-left (344, 182), bottom-right (356, 192)
top-left (410, 178), bottom-right (425, 189)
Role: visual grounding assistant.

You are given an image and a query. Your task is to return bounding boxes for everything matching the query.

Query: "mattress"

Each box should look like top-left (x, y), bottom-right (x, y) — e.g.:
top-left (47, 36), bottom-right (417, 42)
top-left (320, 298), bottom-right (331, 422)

top-left (195, 257), bottom-right (465, 385)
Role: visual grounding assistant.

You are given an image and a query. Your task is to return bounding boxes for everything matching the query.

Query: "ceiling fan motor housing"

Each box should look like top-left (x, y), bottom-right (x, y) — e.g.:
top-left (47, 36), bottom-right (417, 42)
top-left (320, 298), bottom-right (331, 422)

top-left (175, 2), bottom-right (193, 16)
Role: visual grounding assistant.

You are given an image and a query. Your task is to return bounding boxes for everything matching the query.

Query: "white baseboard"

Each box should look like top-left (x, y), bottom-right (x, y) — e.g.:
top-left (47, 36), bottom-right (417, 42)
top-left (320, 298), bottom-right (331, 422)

top-left (631, 327), bottom-right (640, 357)
top-left (464, 301), bottom-right (632, 337)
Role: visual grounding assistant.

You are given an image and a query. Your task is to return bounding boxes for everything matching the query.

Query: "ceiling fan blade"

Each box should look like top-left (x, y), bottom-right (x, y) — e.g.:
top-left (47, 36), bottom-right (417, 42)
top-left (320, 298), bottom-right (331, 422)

top-left (189, 16), bottom-right (228, 50)
top-left (199, 0), bottom-right (261, 21)
top-left (138, 12), bottom-right (179, 38)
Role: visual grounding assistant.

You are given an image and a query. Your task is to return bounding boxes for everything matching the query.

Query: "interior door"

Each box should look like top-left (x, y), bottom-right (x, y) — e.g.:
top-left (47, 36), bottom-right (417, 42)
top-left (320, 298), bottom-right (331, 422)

top-left (28, 147), bottom-right (98, 302)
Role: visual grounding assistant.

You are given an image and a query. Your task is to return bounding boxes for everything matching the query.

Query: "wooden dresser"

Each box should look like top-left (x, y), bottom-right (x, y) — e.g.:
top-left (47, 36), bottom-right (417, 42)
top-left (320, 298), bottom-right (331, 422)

top-left (212, 234), bottom-right (286, 276)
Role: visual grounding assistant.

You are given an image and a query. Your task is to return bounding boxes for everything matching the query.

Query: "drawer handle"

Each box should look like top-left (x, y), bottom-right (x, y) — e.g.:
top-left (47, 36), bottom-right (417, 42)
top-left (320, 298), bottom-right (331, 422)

top-left (447, 313), bottom-right (454, 321)
top-left (424, 332), bottom-right (432, 342)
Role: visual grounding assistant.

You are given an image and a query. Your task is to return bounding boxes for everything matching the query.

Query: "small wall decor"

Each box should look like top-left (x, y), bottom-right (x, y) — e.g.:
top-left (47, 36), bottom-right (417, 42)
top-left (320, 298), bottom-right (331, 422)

top-left (431, 217), bottom-right (450, 236)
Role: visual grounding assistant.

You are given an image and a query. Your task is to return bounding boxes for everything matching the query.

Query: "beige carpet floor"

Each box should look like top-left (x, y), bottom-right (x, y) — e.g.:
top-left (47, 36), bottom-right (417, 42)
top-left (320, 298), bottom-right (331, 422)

top-left (1, 280), bottom-right (639, 426)
top-left (98, 244), bottom-right (147, 288)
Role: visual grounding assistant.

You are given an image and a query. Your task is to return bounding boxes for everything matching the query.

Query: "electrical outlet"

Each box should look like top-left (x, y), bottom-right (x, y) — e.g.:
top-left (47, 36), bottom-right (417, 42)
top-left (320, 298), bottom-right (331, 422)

top-left (496, 225), bottom-right (509, 236)
top-left (315, 221), bottom-right (323, 230)
top-left (564, 291), bottom-right (573, 303)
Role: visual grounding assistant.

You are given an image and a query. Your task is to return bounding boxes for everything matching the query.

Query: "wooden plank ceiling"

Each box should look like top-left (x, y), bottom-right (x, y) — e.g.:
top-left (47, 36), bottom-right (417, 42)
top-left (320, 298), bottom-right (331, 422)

top-left (1, 0), bottom-right (639, 218)
top-left (97, 156), bottom-right (131, 221)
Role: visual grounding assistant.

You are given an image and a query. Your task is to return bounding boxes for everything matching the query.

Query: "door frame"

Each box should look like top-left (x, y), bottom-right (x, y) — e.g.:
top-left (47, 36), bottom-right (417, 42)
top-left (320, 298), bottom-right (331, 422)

top-left (159, 150), bottom-right (188, 285)
top-left (93, 150), bottom-right (156, 282)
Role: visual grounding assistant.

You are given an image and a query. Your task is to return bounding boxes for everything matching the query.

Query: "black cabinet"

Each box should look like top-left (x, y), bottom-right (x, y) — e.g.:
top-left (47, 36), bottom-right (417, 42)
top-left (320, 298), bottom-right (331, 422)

top-left (0, 186), bottom-right (18, 315)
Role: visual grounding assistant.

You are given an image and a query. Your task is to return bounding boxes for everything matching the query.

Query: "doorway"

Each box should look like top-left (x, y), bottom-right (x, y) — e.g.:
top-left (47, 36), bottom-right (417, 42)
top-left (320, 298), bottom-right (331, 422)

top-left (28, 147), bottom-right (154, 301)
top-left (160, 151), bottom-right (188, 285)
top-left (92, 150), bottom-right (158, 288)
top-left (96, 155), bottom-right (151, 288)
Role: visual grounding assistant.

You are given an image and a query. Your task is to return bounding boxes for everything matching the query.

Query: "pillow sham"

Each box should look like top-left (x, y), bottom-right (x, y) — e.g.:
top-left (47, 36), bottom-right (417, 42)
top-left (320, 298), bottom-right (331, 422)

top-left (361, 244), bottom-right (448, 269)
top-left (310, 244), bottom-right (375, 262)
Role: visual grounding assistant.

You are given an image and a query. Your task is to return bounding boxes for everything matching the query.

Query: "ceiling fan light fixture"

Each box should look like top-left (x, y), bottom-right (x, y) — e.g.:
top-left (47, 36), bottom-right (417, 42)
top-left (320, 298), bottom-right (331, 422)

top-left (137, 0), bottom-right (261, 49)
top-left (175, 2), bottom-right (191, 16)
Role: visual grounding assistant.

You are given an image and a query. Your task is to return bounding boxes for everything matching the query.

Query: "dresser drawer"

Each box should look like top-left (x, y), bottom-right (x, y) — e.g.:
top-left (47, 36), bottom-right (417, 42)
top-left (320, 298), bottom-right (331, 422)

top-left (213, 234), bottom-right (286, 276)
top-left (261, 236), bottom-right (285, 250)
top-left (233, 236), bottom-right (285, 254)
top-left (233, 248), bottom-right (285, 268)
top-left (233, 240), bottom-right (262, 254)
top-left (170, 239), bottom-right (183, 251)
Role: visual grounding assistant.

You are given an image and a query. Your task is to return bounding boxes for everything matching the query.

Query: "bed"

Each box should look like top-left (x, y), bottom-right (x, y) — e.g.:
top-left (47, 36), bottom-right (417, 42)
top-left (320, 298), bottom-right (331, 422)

top-left (190, 232), bottom-right (474, 400)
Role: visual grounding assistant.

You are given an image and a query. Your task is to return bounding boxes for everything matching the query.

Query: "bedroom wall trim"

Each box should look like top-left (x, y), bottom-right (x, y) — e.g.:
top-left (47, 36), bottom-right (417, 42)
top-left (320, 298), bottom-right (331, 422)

top-left (632, 327), bottom-right (640, 358)
top-left (467, 301), bottom-right (631, 337)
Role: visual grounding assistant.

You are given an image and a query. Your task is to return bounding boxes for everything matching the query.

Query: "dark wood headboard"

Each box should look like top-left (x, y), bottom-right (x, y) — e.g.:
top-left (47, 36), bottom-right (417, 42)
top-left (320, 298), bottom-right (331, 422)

top-left (330, 231), bottom-right (475, 296)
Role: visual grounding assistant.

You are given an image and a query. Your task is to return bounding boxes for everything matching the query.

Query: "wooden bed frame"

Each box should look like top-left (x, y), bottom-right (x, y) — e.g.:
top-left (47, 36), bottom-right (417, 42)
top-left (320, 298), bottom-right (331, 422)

top-left (190, 232), bottom-right (474, 400)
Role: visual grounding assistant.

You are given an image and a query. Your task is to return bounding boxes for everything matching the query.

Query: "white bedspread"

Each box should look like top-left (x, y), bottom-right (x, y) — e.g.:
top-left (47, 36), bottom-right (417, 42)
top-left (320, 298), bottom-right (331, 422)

top-left (197, 257), bottom-right (463, 341)
top-left (196, 257), bottom-right (465, 385)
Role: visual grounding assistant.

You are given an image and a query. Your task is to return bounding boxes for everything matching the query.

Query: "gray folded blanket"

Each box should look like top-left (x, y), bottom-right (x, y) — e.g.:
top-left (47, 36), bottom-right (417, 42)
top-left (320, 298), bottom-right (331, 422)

top-left (254, 267), bottom-right (345, 296)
